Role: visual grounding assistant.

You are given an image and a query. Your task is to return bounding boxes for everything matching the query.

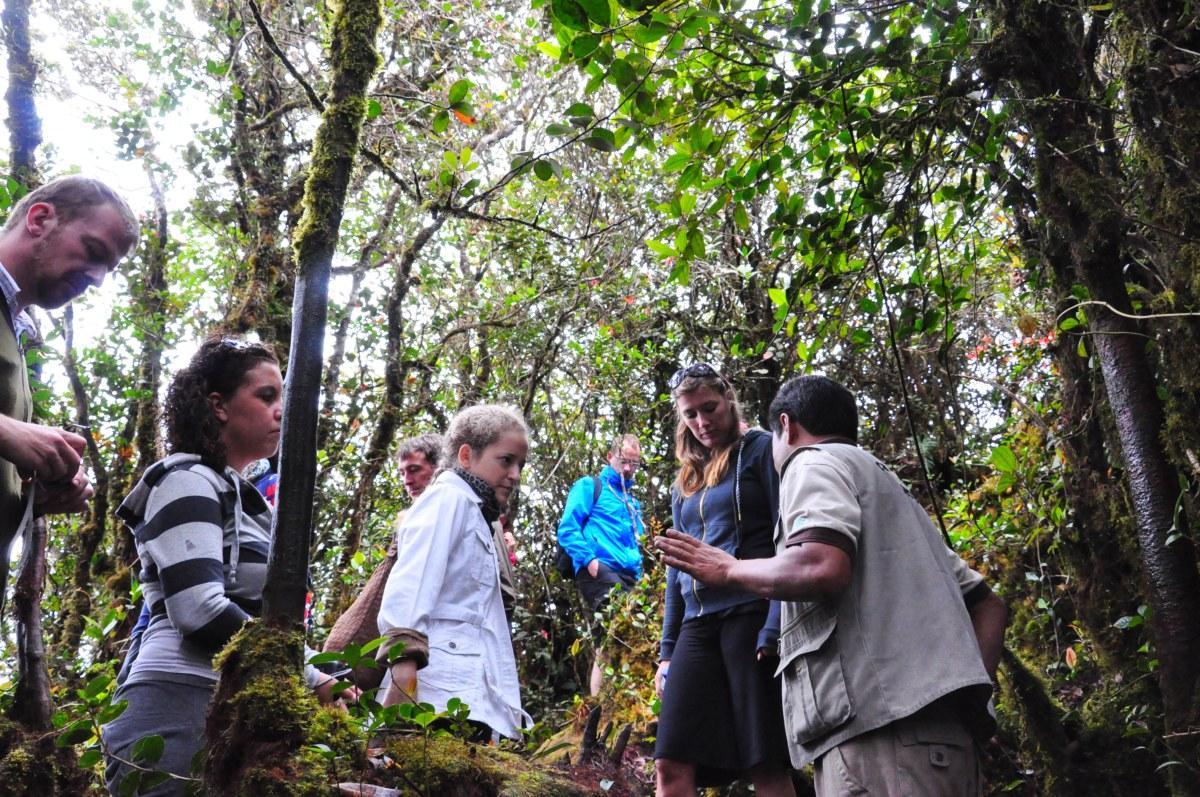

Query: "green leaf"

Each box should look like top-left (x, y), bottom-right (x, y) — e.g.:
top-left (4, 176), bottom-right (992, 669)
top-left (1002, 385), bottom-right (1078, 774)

top-left (578, 0), bottom-right (611, 26)
top-left (646, 239), bottom-right (675, 257)
top-left (566, 102), bottom-right (595, 118)
top-left (1058, 317), bottom-right (1079, 331)
top-left (571, 33), bottom-right (600, 59)
top-left (306, 650), bottom-right (345, 665)
top-left (366, 99), bottom-right (382, 119)
top-left (552, 0), bottom-right (589, 31)
top-left (608, 58), bottom-right (636, 88)
top-left (768, 288), bottom-right (788, 309)
top-left (583, 128), bottom-right (616, 151)
top-left (733, 203), bottom-right (749, 230)
top-left (132, 734), bottom-right (165, 765)
top-left (448, 79), bottom-right (471, 105)
top-left (57, 719), bottom-right (94, 747)
top-left (662, 153), bottom-right (690, 173)
top-left (78, 749), bottom-right (103, 769)
top-left (534, 160), bottom-right (556, 180)
top-left (83, 674), bottom-right (114, 700)
top-left (96, 700), bottom-right (129, 725)
top-left (545, 122), bottom-right (572, 136)
top-left (431, 111), bottom-right (449, 134)
top-left (535, 41), bottom-right (562, 59)
top-left (989, 445), bottom-right (1017, 473)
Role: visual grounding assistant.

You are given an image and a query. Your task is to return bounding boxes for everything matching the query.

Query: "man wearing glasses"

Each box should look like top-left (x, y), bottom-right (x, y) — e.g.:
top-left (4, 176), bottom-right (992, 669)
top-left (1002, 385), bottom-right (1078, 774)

top-left (557, 434), bottom-right (646, 695)
top-left (0, 176), bottom-right (137, 598)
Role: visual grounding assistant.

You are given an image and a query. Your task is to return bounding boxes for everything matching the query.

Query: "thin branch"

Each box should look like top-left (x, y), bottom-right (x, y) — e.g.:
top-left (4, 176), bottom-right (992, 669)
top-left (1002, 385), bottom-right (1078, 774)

top-left (246, 0), bottom-right (325, 113)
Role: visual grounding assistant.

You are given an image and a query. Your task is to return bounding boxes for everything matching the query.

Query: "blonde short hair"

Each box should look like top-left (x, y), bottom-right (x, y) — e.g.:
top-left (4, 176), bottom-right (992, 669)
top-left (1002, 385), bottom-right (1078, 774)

top-left (444, 404), bottom-right (529, 461)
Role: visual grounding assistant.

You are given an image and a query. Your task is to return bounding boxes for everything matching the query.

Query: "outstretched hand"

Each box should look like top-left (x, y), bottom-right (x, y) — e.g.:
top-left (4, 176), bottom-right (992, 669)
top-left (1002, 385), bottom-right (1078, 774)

top-left (654, 529), bottom-right (737, 588)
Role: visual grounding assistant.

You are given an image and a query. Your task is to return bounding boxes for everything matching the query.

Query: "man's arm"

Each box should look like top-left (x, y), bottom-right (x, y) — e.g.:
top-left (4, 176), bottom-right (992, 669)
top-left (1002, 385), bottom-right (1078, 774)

top-left (968, 588), bottom-right (1007, 678)
top-left (655, 529), bottom-right (851, 602)
top-left (556, 478), bottom-right (598, 574)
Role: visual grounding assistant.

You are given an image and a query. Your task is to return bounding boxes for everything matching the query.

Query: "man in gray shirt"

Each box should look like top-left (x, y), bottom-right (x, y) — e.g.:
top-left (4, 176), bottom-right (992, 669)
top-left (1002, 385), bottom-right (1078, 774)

top-left (657, 375), bottom-right (1008, 796)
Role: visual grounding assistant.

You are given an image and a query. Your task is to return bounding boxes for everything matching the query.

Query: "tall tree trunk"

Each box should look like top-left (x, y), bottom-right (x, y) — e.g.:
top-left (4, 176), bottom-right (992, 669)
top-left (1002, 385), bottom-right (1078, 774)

top-left (2, 0), bottom-right (39, 186)
top-left (203, 0), bottom-right (382, 788)
top-left (982, 4), bottom-right (1200, 789)
top-left (8, 515), bottom-right (50, 730)
top-left (221, 0), bottom-right (297, 348)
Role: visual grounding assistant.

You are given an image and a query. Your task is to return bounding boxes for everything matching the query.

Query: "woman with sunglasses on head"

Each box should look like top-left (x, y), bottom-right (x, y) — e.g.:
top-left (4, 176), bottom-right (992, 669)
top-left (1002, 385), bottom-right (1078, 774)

top-left (654, 364), bottom-right (795, 797)
top-left (376, 404), bottom-right (531, 742)
top-left (103, 338), bottom-right (353, 796)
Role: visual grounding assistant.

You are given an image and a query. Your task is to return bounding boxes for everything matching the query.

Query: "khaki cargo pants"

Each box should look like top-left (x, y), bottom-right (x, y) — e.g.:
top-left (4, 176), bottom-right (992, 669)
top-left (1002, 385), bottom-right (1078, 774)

top-left (813, 708), bottom-right (981, 797)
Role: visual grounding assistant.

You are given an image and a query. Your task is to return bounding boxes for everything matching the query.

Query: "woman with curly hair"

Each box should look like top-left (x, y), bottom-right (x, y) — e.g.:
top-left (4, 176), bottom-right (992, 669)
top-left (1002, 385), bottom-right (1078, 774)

top-left (103, 338), bottom-right (350, 796)
top-left (653, 364), bottom-right (795, 796)
top-left (377, 404), bottom-right (531, 741)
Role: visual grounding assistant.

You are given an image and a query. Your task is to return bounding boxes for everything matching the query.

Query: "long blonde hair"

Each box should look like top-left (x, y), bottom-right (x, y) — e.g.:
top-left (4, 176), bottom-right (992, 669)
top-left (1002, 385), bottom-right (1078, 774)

top-left (673, 373), bottom-right (743, 497)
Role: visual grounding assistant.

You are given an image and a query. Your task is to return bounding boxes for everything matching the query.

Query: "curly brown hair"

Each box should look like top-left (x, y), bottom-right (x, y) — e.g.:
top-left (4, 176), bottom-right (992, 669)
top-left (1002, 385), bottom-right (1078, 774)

top-left (163, 337), bottom-right (279, 468)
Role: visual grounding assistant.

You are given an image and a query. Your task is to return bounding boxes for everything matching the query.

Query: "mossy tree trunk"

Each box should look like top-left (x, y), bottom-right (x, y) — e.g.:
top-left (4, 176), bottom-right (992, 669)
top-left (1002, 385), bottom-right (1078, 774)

top-left (981, 3), bottom-right (1200, 790)
top-left (3, 0), bottom-right (39, 188)
top-left (221, 0), bottom-right (298, 349)
top-left (203, 0), bottom-right (382, 789)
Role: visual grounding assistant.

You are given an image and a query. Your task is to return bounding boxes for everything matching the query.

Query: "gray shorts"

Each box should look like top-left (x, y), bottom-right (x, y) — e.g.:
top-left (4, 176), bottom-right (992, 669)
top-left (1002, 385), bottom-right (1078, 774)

top-left (814, 706), bottom-right (981, 797)
top-left (575, 561), bottom-right (637, 612)
top-left (103, 679), bottom-right (213, 796)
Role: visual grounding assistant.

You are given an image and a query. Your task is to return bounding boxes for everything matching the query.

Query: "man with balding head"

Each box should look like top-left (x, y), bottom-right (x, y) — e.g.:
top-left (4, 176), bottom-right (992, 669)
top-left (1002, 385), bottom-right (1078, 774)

top-left (557, 433), bottom-right (646, 694)
top-left (0, 176), bottom-right (138, 593)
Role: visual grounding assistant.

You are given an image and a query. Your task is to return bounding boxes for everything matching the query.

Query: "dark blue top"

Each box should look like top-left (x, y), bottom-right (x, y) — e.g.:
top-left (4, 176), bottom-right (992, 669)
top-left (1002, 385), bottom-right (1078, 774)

top-left (660, 429), bottom-right (781, 660)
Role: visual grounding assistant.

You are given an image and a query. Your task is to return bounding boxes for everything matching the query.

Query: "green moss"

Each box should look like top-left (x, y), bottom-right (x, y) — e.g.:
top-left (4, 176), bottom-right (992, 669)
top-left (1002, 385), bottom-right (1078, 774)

top-left (375, 736), bottom-right (588, 797)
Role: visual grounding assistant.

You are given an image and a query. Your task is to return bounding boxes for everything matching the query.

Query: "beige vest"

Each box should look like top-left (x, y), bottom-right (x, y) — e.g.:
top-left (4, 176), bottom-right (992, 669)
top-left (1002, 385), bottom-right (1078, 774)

top-left (775, 443), bottom-right (993, 767)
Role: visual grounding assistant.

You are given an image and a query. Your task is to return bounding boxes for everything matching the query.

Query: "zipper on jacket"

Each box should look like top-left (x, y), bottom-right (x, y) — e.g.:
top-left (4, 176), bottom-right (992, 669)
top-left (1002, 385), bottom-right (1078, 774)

top-left (693, 487), bottom-right (707, 615)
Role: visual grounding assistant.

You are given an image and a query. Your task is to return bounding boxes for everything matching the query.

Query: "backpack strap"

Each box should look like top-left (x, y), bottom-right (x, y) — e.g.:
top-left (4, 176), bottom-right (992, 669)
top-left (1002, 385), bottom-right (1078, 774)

top-left (579, 473), bottom-right (604, 533)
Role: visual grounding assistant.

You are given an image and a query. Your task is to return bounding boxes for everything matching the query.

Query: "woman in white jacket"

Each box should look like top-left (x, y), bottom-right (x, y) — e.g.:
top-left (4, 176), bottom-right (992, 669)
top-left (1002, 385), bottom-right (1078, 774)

top-left (377, 404), bottom-right (530, 740)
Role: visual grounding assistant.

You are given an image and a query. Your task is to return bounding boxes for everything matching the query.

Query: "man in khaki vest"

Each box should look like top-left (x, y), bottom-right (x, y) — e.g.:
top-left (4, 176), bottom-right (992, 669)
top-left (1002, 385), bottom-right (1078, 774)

top-left (658, 375), bottom-right (1008, 796)
top-left (0, 176), bottom-right (137, 594)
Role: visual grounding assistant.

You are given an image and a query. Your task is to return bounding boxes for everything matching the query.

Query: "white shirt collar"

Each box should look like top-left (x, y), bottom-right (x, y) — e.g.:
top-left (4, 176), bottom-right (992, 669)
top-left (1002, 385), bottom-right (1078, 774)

top-left (0, 260), bottom-right (36, 343)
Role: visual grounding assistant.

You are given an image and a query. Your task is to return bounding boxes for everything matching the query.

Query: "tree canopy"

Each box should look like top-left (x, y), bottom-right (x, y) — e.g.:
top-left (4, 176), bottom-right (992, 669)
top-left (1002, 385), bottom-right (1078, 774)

top-left (1, 0), bottom-right (1199, 794)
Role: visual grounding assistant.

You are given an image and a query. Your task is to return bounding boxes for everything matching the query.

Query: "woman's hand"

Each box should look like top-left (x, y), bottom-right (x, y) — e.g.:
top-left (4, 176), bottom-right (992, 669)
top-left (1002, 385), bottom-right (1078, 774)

top-left (654, 660), bottom-right (671, 697)
top-left (380, 660), bottom-right (419, 707)
top-left (587, 559), bottom-right (600, 578)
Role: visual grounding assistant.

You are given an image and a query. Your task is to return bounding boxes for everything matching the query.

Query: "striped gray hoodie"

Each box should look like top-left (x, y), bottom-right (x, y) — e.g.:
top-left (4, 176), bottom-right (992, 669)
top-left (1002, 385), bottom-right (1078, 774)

top-left (117, 454), bottom-right (319, 688)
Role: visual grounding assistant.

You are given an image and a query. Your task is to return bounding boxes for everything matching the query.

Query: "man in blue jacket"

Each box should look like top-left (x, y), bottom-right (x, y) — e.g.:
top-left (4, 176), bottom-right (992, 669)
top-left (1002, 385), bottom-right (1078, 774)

top-left (557, 433), bottom-right (645, 694)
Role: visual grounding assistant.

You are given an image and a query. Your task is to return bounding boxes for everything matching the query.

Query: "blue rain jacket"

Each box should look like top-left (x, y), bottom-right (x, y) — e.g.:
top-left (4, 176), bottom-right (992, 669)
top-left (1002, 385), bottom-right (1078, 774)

top-left (556, 465), bottom-right (645, 578)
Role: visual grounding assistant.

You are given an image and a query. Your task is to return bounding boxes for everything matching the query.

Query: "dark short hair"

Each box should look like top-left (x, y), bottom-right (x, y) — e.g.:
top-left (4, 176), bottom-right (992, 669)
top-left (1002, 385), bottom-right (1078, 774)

top-left (767, 375), bottom-right (858, 442)
top-left (4, 175), bottom-right (138, 248)
top-left (397, 433), bottom-right (444, 467)
top-left (163, 338), bottom-right (279, 467)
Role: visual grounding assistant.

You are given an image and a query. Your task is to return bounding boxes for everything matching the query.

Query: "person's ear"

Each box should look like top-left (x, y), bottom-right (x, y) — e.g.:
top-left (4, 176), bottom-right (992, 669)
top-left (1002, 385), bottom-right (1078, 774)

top-left (209, 392), bottom-right (229, 424)
top-left (457, 443), bottom-right (474, 468)
top-left (24, 202), bottom-right (56, 237)
top-left (781, 413), bottom-right (802, 444)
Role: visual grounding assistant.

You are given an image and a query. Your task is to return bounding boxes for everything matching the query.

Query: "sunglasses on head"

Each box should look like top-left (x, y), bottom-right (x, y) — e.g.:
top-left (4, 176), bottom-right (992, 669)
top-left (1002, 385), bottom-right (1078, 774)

top-left (668, 362), bottom-right (724, 391)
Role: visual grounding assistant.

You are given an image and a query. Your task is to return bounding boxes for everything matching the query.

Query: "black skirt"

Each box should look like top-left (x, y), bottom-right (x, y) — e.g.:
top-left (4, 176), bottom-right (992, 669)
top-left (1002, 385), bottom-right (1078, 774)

top-left (654, 603), bottom-right (792, 786)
